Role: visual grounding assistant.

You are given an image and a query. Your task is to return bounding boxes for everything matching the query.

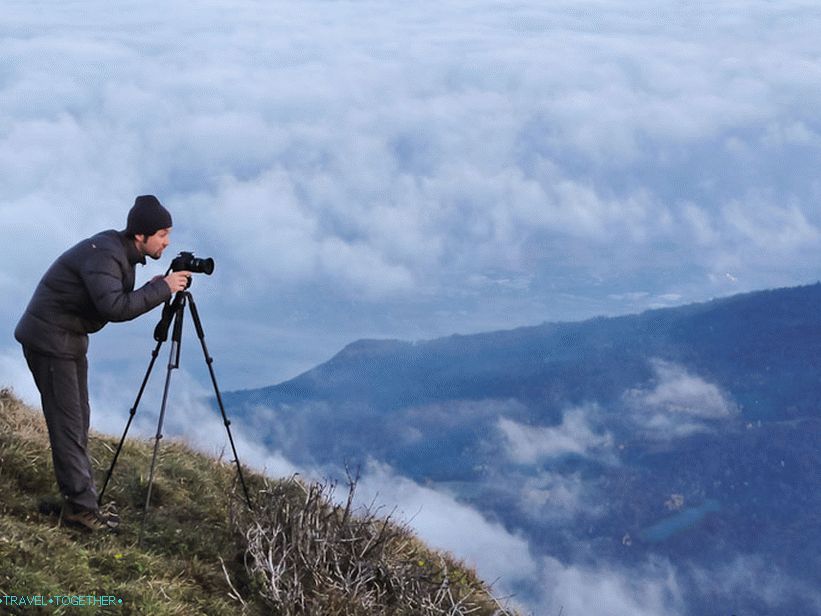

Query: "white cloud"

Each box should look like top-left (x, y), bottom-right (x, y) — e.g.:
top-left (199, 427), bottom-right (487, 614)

top-left (518, 471), bottom-right (605, 522)
top-left (348, 460), bottom-right (704, 616)
top-left (89, 365), bottom-right (304, 479)
top-left (624, 359), bottom-right (738, 439)
top-left (499, 406), bottom-right (614, 464)
top-left (723, 200), bottom-right (820, 253)
top-left (353, 460), bottom-right (539, 590)
top-left (4, 0), bottom-right (821, 331)
top-left (634, 360), bottom-right (734, 418)
top-left (0, 347), bottom-right (40, 407)
top-left (538, 556), bottom-right (685, 616)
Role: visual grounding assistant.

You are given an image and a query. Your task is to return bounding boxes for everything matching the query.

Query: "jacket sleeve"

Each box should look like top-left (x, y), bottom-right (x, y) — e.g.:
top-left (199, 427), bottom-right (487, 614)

top-left (80, 250), bottom-right (172, 322)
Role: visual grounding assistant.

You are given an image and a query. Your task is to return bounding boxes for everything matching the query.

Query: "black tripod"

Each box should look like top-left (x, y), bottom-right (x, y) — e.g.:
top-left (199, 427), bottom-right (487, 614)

top-left (99, 288), bottom-right (253, 546)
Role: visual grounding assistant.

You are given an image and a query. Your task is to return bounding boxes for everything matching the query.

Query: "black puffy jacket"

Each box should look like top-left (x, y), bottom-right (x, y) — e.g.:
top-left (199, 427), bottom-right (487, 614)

top-left (15, 230), bottom-right (171, 358)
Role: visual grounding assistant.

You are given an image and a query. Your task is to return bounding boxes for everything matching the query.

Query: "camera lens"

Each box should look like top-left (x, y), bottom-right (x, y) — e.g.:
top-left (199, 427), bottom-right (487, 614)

top-left (171, 252), bottom-right (215, 275)
top-left (195, 257), bottom-right (214, 275)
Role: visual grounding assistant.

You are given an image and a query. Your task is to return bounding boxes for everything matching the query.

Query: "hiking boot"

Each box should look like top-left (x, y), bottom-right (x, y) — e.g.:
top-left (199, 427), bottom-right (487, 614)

top-left (62, 503), bottom-right (120, 532)
top-left (100, 501), bottom-right (121, 527)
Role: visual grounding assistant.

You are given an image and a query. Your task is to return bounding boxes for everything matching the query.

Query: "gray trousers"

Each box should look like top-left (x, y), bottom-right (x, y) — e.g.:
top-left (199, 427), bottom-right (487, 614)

top-left (23, 347), bottom-right (98, 511)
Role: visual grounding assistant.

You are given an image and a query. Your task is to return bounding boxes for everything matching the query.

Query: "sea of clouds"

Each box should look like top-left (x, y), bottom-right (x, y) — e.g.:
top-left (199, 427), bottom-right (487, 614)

top-left (4, 1), bottom-right (821, 613)
top-left (4, 0), bottom-right (821, 388)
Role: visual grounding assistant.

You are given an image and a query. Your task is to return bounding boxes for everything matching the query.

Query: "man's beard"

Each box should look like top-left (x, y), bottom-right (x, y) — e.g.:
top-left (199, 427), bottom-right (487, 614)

top-left (138, 240), bottom-right (163, 260)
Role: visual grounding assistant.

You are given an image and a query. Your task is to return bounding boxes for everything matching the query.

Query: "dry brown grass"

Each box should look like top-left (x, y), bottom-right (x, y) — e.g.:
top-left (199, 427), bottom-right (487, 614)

top-left (233, 474), bottom-right (516, 615)
top-left (0, 387), bottom-right (49, 445)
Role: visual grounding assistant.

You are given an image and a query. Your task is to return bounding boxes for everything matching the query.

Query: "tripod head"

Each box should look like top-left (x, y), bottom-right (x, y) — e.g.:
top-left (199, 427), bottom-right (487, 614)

top-left (153, 291), bottom-right (187, 342)
top-left (153, 250), bottom-right (214, 341)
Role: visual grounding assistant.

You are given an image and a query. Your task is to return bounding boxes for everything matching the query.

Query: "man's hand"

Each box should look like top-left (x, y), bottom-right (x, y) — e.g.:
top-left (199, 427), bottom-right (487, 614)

top-left (164, 271), bottom-right (191, 293)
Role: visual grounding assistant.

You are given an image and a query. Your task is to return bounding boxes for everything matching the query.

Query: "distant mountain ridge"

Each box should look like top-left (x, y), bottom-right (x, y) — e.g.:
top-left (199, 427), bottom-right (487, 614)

top-left (226, 282), bottom-right (821, 422)
top-left (221, 282), bottom-right (821, 615)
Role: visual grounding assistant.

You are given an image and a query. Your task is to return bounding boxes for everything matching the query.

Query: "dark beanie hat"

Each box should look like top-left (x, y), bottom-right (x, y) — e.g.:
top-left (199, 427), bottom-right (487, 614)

top-left (125, 195), bottom-right (173, 237)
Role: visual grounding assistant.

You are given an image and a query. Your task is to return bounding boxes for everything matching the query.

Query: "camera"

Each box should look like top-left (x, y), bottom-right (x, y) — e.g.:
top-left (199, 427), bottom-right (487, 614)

top-left (170, 251), bottom-right (214, 276)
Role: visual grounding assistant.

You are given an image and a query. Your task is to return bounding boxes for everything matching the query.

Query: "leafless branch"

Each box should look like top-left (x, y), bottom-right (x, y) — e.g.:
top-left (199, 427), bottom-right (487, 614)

top-left (232, 477), bottom-right (517, 615)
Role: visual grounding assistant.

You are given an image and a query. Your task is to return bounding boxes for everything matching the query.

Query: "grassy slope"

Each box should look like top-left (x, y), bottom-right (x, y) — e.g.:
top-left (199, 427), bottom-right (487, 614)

top-left (0, 388), bottom-right (514, 616)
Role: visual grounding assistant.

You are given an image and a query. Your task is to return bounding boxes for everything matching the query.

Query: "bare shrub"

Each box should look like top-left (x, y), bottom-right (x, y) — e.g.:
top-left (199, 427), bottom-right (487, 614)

top-left (232, 474), bottom-right (514, 616)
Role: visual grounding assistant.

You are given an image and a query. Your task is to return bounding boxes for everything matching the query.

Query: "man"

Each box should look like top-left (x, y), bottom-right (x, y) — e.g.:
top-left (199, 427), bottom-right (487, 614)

top-left (15, 195), bottom-right (191, 531)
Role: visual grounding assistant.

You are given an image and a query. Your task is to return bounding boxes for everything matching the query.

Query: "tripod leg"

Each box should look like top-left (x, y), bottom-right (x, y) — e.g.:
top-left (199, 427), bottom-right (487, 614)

top-left (98, 339), bottom-right (164, 506)
top-left (187, 295), bottom-right (254, 510)
top-left (139, 296), bottom-right (185, 547)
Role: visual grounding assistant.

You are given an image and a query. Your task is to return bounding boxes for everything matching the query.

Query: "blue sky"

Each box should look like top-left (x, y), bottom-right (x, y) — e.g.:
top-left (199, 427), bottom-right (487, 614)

top-left (3, 3), bottom-right (821, 612)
